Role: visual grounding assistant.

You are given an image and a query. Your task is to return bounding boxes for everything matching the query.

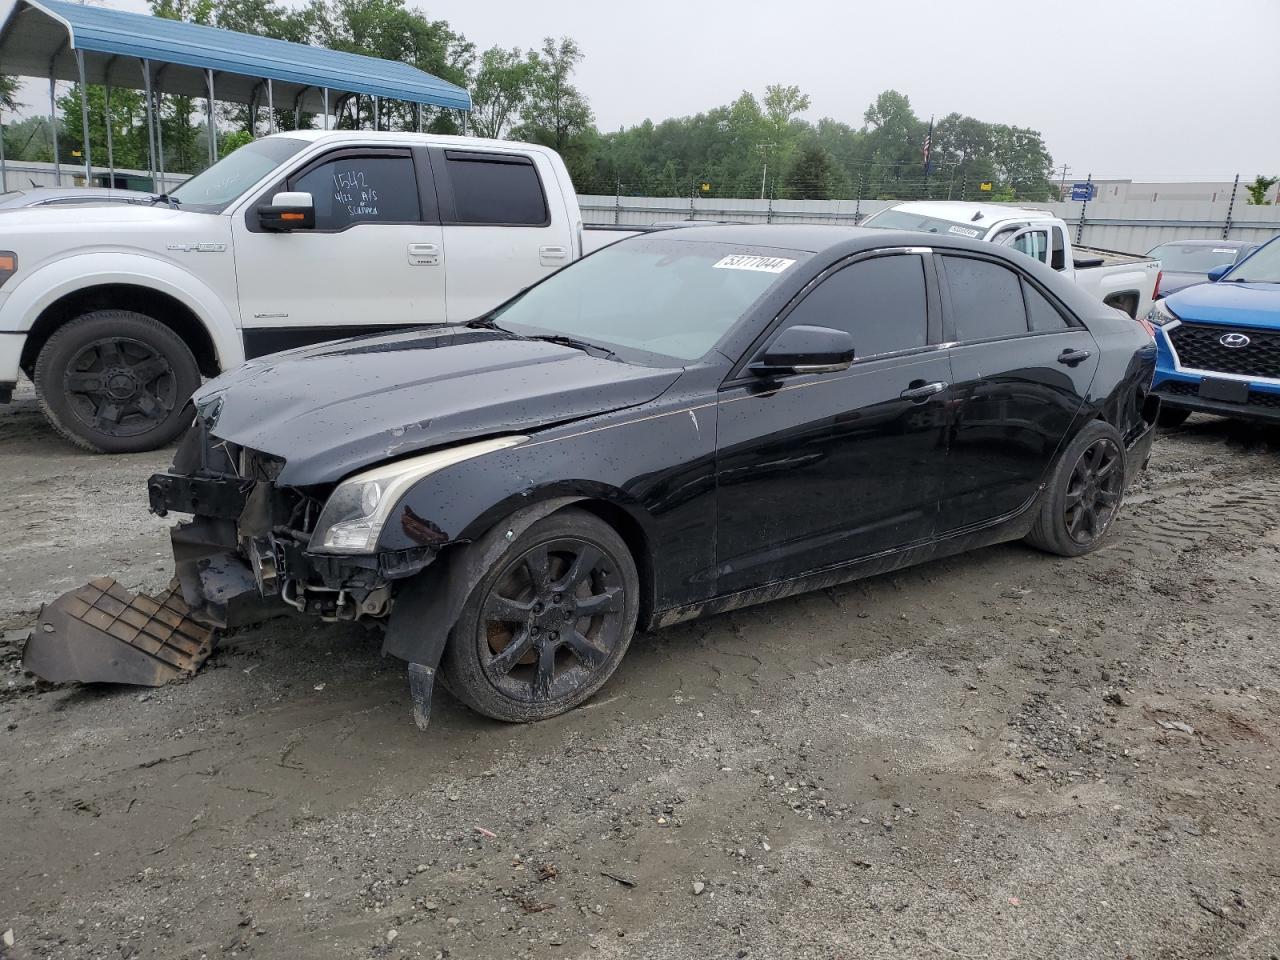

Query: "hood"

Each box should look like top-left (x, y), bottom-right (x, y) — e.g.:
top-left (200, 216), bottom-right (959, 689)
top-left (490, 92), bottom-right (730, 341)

top-left (0, 203), bottom-right (196, 228)
top-left (1155, 272), bottom-right (1207, 297)
top-left (1165, 281), bottom-right (1280, 329)
top-left (196, 325), bottom-right (682, 485)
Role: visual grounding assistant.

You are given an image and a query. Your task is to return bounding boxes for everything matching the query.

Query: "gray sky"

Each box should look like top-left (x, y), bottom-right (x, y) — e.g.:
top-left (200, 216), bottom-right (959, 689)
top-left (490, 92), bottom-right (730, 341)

top-left (19, 0), bottom-right (1280, 180)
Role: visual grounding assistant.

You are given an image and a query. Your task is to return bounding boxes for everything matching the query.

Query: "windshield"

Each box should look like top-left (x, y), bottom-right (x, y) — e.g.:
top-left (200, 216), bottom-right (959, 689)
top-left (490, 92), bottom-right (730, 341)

top-left (1149, 243), bottom-right (1246, 274)
top-left (861, 208), bottom-right (989, 240)
top-left (1224, 240), bottom-right (1280, 283)
top-left (168, 137), bottom-right (309, 213)
top-left (492, 237), bottom-right (806, 362)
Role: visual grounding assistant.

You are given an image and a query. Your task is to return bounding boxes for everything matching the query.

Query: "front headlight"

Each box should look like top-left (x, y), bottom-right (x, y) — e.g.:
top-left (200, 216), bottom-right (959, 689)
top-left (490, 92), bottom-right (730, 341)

top-left (309, 435), bottom-right (528, 554)
top-left (1147, 299), bottom-right (1180, 327)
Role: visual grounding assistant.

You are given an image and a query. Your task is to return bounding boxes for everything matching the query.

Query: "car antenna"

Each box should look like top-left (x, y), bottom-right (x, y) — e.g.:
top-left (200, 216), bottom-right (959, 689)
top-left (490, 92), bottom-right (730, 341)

top-left (971, 211), bottom-right (984, 222)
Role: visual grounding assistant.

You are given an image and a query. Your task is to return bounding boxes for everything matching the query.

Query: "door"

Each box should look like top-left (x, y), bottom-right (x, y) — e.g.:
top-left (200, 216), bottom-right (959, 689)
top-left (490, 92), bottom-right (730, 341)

top-left (232, 147), bottom-right (445, 355)
top-left (714, 252), bottom-right (952, 594)
top-left (935, 252), bottom-right (1100, 531)
top-left (431, 149), bottom-right (574, 322)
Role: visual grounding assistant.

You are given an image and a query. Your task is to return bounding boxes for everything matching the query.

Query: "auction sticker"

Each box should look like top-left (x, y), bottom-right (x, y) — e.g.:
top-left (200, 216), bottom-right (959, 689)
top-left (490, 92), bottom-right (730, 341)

top-left (713, 254), bottom-right (796, 273)
top-left (947, 225), bottom-right (982, 238)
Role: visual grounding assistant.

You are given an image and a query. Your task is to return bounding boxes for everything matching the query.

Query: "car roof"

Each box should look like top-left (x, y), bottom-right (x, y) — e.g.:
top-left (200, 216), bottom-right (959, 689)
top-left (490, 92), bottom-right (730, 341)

top-left (882, 200), bottom-right (1056, 224)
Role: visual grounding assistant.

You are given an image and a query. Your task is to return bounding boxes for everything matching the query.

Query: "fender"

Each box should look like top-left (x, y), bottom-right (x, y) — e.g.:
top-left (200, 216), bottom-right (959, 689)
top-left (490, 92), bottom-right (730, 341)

top-left (0, 251), bottom-right (244, 372)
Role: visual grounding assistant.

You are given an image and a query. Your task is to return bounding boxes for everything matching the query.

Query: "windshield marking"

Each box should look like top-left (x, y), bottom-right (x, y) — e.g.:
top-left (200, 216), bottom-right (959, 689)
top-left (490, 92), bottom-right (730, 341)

top-left (712, 254), bottom-right (796, 273)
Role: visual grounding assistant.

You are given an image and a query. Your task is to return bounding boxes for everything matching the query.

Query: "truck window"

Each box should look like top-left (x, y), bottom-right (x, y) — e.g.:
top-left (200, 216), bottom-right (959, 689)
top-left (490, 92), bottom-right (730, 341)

top-left (292, 154), bottom-right (421, 231)
top-left (443, 152), bottom-right (549, 226)
top-left (1010, 229), bottom-right (1050, 264)
top-left (941, 256), bottom-right (1028, 341)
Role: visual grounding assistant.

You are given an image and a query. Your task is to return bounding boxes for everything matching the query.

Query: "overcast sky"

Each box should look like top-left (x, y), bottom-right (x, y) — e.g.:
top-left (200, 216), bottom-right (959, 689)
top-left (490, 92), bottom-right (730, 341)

top-left (17, 0), bottom-right (1280, 180)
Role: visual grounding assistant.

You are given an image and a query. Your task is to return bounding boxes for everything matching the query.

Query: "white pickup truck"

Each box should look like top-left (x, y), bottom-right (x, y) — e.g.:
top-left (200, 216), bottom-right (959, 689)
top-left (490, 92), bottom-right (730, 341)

top-left (0, 131), bottom-right (640, 453)
top-left (863, 201), bottom-right (1161, 322)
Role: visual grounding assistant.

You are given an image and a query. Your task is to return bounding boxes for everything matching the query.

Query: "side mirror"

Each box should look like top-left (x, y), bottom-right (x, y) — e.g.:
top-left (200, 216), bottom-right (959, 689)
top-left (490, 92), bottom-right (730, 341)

top-left (750, 324), bottom-right (855, 376)
top-left (1206, 263), bottom-right (1232, 282)
top-left (258, 191), bottom-right (315, 231)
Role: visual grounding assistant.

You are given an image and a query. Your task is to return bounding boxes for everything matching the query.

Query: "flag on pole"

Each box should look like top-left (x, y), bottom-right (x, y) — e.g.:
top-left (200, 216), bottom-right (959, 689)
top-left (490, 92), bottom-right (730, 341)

top-left (922, 116), bottom-right (934, 173)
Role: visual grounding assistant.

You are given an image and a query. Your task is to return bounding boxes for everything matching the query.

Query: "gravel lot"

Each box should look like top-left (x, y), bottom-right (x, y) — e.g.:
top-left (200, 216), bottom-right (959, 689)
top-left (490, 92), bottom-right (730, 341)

top-left (2, 380), bottom-right (1278, 960)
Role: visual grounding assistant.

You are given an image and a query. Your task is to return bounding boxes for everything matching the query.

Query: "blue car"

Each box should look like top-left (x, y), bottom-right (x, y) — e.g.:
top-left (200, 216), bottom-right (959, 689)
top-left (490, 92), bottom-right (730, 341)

top-left (1149, 236), bottom-right (1280, 426)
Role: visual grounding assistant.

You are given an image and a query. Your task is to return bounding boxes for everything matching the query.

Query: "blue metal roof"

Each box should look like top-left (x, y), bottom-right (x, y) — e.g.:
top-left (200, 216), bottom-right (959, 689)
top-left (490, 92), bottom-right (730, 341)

top-left (0, 0), bottom-right (471, 110)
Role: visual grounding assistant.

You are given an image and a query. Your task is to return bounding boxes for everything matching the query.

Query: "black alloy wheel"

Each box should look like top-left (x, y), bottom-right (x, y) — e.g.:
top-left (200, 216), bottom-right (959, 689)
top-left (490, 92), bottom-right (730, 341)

top-left (33, 310), bottom-right (200, 453)
top-left (62, 336), bottom-right (179, 440)
top-left (1062, 437), bottom-right (1124, 546)
top-left (1025, 419), bottom-right (1128, 558)
top-left (443, 509), bottom-right (639, 722)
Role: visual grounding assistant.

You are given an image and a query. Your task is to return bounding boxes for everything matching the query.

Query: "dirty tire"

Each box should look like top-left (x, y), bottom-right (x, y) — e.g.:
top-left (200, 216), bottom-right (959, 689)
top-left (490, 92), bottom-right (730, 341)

top-left (33, 310), bottom-right (200, 454)
top-left (1157, 407), bottom-right (1191, 429)
top-left (1025, 420), bottom-right (1127, 558)
top-left (442, 509), bottom-right (639, 722)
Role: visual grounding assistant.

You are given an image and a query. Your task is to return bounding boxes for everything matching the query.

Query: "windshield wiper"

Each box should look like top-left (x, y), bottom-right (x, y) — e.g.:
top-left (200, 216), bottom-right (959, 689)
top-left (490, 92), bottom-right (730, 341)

top-left (148, 193), bottom-right (179, 208)
top-left (528, 333), bottom-right (617, 361)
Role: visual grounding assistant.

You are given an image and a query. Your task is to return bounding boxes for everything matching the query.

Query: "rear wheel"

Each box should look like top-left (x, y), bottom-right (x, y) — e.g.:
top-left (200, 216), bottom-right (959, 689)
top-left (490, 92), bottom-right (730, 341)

top-left (442, 509), bottom-right (639, 722)
top-left (1026, 420), bottom-right (1127, 557)
top-left (33, 310), bottom-right (200, 454)
top-left (1157, 407), bottom-right (1191, 428)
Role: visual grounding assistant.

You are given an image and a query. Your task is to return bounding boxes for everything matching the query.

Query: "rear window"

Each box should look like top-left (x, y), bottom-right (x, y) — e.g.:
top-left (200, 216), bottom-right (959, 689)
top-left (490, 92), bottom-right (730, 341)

top-left (445, 152), bottom-right (548, 226)
top-left (862, 208), bottom-right (988, 240)
top-left (1148, 243), bottom-right (1246, 273)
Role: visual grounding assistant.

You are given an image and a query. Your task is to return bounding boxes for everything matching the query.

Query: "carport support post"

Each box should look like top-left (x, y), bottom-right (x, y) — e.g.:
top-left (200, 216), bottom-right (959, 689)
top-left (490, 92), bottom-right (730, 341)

top-left (416, 102), bottom-right (422, 133)
top-left (0, 103), bottom-right (8, 192)
top-left (154, 80), bottom-right (166, 191)
top-left (266, 79), bottom-right (275, 134)
top-left (140, 60), bottom-right (156, 185)
top-left (48, 72), bottom-right (61, 186)
top-left (105, 82), bottom-right (115, 186)
top-left (206, 69), bottom-right (217, 165)
top-left (372, 95), bottom-right (379, 131)
top-left (75, 49), bottom-right (91, 184)
top-left (322, 88), bottom-right (330, 130)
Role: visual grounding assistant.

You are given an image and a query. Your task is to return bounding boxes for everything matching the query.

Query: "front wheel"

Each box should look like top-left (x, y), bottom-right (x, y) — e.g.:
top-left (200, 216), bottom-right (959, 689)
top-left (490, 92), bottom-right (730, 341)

top-left (1025, 420), bottom-right (1127, 557)
top-left (33, 310), bottom-right (200, 454)
top-left (441, 509), bottom-right (640, 722)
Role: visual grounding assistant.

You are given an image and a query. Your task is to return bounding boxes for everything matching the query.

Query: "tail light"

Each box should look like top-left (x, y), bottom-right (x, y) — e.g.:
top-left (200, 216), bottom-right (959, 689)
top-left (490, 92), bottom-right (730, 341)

top-left (1138, 317), bottom-right (1156, 338)
top-left (1152, 271), bottom-right (1163, 299)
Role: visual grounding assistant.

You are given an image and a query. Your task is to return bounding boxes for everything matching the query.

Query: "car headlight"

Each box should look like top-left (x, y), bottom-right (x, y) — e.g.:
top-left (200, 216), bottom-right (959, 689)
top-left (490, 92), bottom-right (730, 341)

top-left (309, 435), bottom-right (528, 554)
top-left (1147, 299), bottom-right (1180, 327)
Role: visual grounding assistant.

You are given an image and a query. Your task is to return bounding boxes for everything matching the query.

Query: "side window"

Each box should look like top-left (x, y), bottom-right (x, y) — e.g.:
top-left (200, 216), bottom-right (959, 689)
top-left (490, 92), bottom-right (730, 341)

top-left (1010, 228), bottom-right (1049, 264)
top-left (291, 154), bottom-right (421, 231)
top-left (1023, 281), bottom-right (1068, 331)
top-left (782, 254), bottom-right (928, 359)
top-left (444, 152), bottom-right (548, 226)
top-left (942, 256), bottom-right (1028, 341)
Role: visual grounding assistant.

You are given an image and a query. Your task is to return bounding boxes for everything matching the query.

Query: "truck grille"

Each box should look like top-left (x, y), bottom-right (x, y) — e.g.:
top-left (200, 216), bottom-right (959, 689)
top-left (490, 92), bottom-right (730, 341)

top-left (1167, 323), bottom-right (1280, 379)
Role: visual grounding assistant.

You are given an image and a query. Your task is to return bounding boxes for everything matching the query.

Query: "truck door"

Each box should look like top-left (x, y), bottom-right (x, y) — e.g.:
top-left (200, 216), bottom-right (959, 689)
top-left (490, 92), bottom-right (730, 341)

top-left (231, 146), bottom-right (446, 358)
top-left (430, 148), bottom-right (574, 322)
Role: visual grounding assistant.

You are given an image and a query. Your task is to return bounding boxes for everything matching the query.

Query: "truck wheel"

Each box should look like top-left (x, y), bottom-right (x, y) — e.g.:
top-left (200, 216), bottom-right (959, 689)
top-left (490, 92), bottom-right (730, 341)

top-left (1025, 420), bottom-right (1127, 558)
top-left (33, 310), bottom-right (200, 454)
top-left (442, 509), bottom-right (639, 722)
top-left (1157, 407), bottom-right (1190, 428)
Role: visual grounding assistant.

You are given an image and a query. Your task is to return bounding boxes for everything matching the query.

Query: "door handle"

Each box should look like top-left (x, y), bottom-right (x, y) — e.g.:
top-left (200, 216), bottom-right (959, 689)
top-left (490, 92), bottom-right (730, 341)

top-left (407, 242), bottom-right (440, 266)
top-left (900, 380), bottom-right (948, 402)
top-left (1057, 347), bottom-right (1092, 367)
top-left (539, 244), bottom-right (570, 266)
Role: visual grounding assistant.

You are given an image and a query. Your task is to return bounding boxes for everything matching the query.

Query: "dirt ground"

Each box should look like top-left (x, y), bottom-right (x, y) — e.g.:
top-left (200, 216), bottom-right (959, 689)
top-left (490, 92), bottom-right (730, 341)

top-left (1, 380), bottom-right (1278, 960)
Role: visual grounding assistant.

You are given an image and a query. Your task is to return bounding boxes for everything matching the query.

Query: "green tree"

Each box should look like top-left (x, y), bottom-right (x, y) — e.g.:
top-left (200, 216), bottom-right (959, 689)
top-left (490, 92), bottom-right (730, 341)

top-left (468, 46), bottom-right (535, 140)
top-left (783, 141), bottom-right (844, 199)
top-left (514, 37), bottom-right (592, 152)
top-left (1246, 175), bottom-right (1278, 205)
top-left (0, 75), bottom-right (20, 113)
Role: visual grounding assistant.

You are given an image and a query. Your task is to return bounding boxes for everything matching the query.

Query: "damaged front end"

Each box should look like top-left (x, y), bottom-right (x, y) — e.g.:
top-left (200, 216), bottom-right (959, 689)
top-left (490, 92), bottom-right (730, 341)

top-left (148, 421), bottom-right (438, 629)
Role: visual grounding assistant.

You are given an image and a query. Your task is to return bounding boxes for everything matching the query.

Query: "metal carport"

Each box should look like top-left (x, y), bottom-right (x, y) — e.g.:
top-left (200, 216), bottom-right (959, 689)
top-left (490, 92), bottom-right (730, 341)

top-left (0, 0), bottom-right (472, 189)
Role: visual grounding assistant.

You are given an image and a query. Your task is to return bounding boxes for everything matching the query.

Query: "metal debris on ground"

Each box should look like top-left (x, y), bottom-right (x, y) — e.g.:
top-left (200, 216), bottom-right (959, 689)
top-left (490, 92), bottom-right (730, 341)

top-left (22, 578), bottom-right (214, 687)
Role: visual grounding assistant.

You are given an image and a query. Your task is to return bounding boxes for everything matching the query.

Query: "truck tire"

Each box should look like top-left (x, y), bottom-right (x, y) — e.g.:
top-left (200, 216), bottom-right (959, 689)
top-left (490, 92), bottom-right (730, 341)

top-left (33, 310), bottom-right (200, 454)
top-left (1025, 420), bottom-right (1127, 558)
top-left (441, 508), bottom-right (640, 722)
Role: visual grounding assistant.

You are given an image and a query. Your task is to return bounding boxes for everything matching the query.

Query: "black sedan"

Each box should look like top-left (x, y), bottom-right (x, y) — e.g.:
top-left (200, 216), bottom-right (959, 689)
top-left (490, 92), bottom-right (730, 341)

top-left (143, 225), bottom-right (1159, 727)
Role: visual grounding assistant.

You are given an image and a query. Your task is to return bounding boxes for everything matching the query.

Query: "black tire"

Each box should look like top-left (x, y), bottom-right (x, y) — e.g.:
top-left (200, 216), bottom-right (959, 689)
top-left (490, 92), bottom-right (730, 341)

top-left (33, 310), bottom-right (200, 454)
top-left (442, 509), bottom-right (639, 722)
top-left (1025, 420), bottom-right (1127, 558)
top-left (1157, 407), bottom-right (1191, 429)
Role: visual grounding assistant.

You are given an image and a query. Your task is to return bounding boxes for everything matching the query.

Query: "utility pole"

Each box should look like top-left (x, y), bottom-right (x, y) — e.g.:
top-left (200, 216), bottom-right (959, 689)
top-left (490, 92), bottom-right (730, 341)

top-left (1058, 162), bottom-right (1071, 200)
top-left (758, 141), bottom-right (776, 200)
